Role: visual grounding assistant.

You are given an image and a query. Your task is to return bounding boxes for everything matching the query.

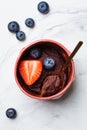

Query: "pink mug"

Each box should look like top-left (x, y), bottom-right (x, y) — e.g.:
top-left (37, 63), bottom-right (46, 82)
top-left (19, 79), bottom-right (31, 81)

top-left (14, 39), bottom-right (75, 100)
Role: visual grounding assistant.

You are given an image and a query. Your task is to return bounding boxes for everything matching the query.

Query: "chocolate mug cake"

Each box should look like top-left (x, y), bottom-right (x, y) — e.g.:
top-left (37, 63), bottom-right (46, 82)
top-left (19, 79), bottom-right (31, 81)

top-left (15, 40), bottom-right (73, 98)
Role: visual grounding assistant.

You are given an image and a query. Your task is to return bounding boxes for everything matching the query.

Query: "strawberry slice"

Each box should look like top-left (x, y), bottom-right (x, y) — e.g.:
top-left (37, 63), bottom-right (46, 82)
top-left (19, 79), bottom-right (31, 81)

top-left (19, 60), bottom-right (42, 86)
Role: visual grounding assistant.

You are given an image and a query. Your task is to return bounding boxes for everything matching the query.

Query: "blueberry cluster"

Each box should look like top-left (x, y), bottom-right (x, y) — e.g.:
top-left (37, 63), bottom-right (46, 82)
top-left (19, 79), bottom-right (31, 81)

top-left (8, 21), bottom-right (25, 41)
top-left (8, 1), bottom-right (49, 41)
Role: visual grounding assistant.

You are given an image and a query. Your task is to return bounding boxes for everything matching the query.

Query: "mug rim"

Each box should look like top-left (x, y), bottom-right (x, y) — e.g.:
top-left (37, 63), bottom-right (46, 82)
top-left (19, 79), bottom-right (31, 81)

top-left (14, 39), bottom-right (75, 100)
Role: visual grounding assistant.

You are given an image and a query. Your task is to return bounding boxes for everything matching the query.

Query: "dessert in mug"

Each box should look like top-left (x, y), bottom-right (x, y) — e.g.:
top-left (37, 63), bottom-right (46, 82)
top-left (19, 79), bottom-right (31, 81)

top-left (16, 41), bottom-right (72, 97)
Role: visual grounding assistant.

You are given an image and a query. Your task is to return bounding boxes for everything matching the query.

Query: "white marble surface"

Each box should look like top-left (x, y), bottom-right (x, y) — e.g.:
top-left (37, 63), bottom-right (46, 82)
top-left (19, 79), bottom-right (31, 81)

top-left (0, 0), bottom-right (87, 129)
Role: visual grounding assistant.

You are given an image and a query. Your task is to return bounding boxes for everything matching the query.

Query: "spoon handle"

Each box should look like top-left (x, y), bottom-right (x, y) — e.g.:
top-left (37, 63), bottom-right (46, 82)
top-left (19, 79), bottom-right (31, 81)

top-left (62, 41), bottom-right (83, 72)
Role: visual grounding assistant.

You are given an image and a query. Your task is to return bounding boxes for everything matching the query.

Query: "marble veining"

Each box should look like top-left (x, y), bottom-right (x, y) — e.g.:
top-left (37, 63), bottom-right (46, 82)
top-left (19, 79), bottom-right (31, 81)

top-left (0, 0), bottom-right (87, 130)
top-left (52, 9), bottom-right (87, 14)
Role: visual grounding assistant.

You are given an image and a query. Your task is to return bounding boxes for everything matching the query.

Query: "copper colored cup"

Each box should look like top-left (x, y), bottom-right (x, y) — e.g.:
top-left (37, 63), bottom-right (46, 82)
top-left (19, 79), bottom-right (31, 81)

top-left (14, 39), bottom-right (75, 100)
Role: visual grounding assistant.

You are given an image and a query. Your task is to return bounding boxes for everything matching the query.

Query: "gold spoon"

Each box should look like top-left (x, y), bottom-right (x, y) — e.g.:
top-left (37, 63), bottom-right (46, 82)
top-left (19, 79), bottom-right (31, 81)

top-left (61, 41), bottom-right (83, 73)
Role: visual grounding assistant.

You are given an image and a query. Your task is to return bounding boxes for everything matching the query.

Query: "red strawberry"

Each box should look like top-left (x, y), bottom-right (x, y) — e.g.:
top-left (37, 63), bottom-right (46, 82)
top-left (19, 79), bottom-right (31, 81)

top-left (19, 60), bottom-right (42, 86)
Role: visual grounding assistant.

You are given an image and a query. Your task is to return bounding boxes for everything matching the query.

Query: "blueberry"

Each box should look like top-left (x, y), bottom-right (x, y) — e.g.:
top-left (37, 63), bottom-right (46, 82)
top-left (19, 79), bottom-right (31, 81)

top-left (43, 57), bottom-right (56, 69)
top-left (16, 31), bottom-right (25, 41)
top-left (8, 21), bottom-right (19, 33)
top-left (29, 47), bottom-right (42, 59)
top-left (37, 1), bottom-right (49, 14)
top-left (6, 108), bottom-right (17, 119)
top-left (25, 18), bottom-right (35, 28)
